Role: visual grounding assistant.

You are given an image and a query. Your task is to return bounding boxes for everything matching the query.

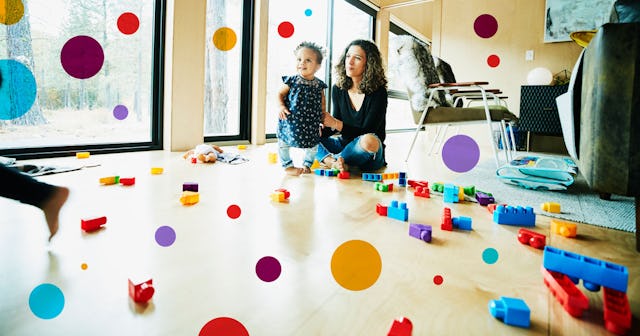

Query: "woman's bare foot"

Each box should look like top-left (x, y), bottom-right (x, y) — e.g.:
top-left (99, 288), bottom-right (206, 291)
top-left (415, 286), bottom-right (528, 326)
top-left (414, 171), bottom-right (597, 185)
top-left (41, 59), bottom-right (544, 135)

top-left (41, 186), bottom-right (70, 241)
top-left (301, 166), bottom-right (312, 174)
top-left (331, 157), bottom-right (348, 172)
top-left (285, 167), bottom-right (304, 176)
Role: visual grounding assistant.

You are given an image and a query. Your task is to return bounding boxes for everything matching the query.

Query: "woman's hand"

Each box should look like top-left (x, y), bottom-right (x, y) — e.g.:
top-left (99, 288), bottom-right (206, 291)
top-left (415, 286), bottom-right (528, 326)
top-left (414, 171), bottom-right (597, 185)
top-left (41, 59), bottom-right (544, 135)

top-left (278, 107), bottom-right (291, 120)
top-left (322, 112), bottom-right (335, 128)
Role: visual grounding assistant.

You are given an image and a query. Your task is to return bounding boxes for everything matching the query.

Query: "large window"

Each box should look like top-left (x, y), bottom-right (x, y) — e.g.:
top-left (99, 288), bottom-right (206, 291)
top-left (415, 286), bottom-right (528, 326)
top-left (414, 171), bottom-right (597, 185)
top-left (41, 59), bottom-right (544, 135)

top-left (265, 0), bottom-right (374, 136)
top-left (0, 0), bottom-right (165, 158)
top-left (203, 0), bottom-right (252, 141)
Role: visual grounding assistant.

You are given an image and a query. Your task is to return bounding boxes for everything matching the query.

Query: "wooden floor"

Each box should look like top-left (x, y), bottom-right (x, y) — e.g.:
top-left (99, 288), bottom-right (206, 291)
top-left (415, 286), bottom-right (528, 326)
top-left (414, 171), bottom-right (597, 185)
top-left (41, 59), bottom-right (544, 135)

top-left (1, 126), bottom-right (638, 335)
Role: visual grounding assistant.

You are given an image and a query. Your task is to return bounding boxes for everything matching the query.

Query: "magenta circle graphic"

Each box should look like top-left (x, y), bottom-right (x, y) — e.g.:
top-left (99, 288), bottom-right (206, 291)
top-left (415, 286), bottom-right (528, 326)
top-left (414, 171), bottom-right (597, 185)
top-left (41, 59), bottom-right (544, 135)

top-left (255, 256), bottom-right (281, 282)
top-left (60, 35), bottom-right (104, 79)
top-left (113, 105), bottom-right (128, 120)
top-left (441, 135), bottom-right (480, 173)
top-left (474, 14), bottom-right (498, 39)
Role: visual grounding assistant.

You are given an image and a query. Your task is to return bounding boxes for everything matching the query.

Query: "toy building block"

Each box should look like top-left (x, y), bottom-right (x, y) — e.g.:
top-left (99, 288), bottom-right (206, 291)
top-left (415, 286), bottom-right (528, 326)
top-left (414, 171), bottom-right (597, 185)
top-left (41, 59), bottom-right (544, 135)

top-left (81, 216), bottom-right (107, 232)
top-left (493, 205), bottom-right (535, 227)
top-left (237, 144), bottom-right (247, 150)
top-left (550, 219), bottom-right (577, 238)
top-left (76, 151), bottom-right (90, 159)
top-left (315, 169), bottom-right (325, 176)
top-left (150, 167), bottom-right (164, 174)
top-left (603, 287), bottom-right (631, 335)
top-left (362, 173), bottom-right (383, 182)
top-left (99, 176), bottom-right (119, 185)
top-left (488, 296), bottom-right (531, 328)
top-left (274, 188), bottom-right (290, 199)
top-left (375, 182), bottom-right (394, 192)
top-left (179, 191), bottom-right (200, 205)
top-left (541, 266), bottom-right (589, 317)
top-left (452, 216), bottom-right (472, 230)
top-left (268, 152), bottom-right (278, 164)
top-left (475, 192), bottom-right (495, 206)
top-left (542, 246), bottom-right (628, 293)
top-left (431, 182), bottom-right (444, 193)
top-left (387, 316), bottom-right (413, 336)
top-left (270, 192), bottom-right (286, 202)
top-left (387, 200), bottom-right (408, 222)
top-left (414, 186), bottom-right (430, 198)
top-left (443, 184), bottom-right (459, 203)
top-left (382, 173), bottom-right (396, 180)
top-left (462, 185), bottom-right (476, 197)
top-left (326, 169), bottom-right (338, 177)
top-left (183, 182), bottom-right (198, 192)
top-left (441, 207), bottom-right (452, 231)
top-left (517, 229), bottom-right (546, 249)
top-left (128, 278), bottom-right (154, 303)
top-left (398, 172), bottom-right (407, 187)
top-left (409, 223), bottom-right (432, 242)
top-left (376, 203), bottom-right (388, 216)
top-left (337, 171), bottom-right (350, 179)
top-left (310, 159), bottom-right (320, 170)
top-left (191, 157), bottom-right (197, 164)
top-left (407, 179), bottom-right (428, 188)
top-left (487, 203), bottom-right (507, 214)
top-left (119, 177), bottom-right (136, 186)
top-left (541, 202), bottom-right (561, 213)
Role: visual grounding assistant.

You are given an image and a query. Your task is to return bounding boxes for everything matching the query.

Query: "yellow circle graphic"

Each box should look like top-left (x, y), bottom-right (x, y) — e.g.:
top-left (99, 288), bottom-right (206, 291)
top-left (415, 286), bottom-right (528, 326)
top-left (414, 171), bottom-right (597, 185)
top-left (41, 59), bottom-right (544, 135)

top-left (0, 0), bottom-right (24, 25)
top-left (212, 27), bottom-right (237, 51)
top-left (331, 240), bottom-right (382, 291)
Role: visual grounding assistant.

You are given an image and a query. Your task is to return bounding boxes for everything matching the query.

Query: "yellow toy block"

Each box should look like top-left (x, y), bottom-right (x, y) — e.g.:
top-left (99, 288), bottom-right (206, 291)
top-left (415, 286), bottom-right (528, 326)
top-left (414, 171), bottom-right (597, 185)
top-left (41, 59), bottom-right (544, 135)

top-left (541, 202), bottom-right (561, 213)
top-left (180, 191), bottom-right (199, 205)
top-left (76, 152), bottom-right (90, 159)
top-left (99, 176), bottom-right (119, 185)
top-left (151, 167), bottom-right (164, 174)
top-left (270, 192), bottom-right (285, 202)
top-left (237, 144), bottom-right (247, 150)
top-left (310, 159), bottom-right (321, 170)
top-left (268, 152), bottom-right (278, 164)
top-left (458, 187), bottom-right (465, 201)
top-left (551, 219), bottom-right (577, 238)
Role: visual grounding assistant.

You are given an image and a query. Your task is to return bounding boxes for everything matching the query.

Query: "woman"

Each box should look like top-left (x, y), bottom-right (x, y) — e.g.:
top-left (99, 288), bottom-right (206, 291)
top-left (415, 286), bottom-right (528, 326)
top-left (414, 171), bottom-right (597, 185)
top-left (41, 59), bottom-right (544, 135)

top-left (318, 39), bottom-right (387, 172)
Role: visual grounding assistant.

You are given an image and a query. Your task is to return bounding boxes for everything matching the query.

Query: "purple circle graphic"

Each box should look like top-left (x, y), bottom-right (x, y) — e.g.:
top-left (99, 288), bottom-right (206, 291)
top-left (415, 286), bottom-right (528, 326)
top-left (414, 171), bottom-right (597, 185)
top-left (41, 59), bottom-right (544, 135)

top-left (113, 105), bottom-right (128, 120)
top-left (155, 226), bottom-right (176, 247)
top-left (441, 135), bottom-right (480, 173)
top-left (60, 35), bottom-right (104, 79)
top-left (474, 14), bottom-right (498, 39)
top-left (255, 256), bottom-right (281, 282)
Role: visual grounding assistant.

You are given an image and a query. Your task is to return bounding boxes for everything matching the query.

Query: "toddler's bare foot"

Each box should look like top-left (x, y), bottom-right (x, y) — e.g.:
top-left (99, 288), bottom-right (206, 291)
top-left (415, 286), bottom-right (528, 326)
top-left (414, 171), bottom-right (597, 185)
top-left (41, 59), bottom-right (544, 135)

top-left (41, 186), bottom-right (70, 241)
top-left (197, 154), bottom-right (206, 162)
top-left (301, 166), bottom-right (312, 174)
top-left (204, 154), bottom-right (217, 163)
top-left (331, 157), bottom-right (348, 172)
top-left (285, 167), bottom-right (304, 176)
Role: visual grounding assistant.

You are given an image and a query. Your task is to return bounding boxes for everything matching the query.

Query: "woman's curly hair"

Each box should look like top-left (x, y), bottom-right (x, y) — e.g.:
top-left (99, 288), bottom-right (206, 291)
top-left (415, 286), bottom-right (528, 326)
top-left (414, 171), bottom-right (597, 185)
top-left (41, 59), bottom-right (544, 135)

top-left (334, 39), bottom-right (387, 94)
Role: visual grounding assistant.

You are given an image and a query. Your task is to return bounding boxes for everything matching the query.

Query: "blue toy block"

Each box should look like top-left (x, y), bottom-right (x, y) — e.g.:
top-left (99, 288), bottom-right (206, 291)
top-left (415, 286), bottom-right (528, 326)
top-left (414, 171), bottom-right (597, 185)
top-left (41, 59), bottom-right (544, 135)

top-left (493, 205), bottom-right (535, 226)
top-left (542, 246), bottom-right (628, 293)
top-left (362, 173), bottom-right (382, 182)
top-left (398, 172), bottom-right (407, 187)
top-left (489, 296), bottom-right (530, 328)
top-left (325, 169), bottom-right (337, 177)
top-left (409, 223), bottom-right (432, 242)
top-left (452, 216), bottom-right (472, 230)
top-left (387, 200), bottom-right (408, 222)
top-left (443, 184), bottom-right (459, 203)
top-left (315, 169), bottom-right (325, 176)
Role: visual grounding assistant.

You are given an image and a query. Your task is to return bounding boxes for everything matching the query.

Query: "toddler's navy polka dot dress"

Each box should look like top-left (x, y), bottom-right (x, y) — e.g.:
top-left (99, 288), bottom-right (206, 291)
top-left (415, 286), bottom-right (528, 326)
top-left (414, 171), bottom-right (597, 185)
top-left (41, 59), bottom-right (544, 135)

top-left (277, 75), bottom-right (327, 148)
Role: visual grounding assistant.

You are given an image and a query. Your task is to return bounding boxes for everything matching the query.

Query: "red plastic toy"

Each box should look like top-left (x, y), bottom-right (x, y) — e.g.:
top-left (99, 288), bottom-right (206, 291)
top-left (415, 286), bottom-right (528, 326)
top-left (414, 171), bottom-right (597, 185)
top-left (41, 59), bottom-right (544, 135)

top-left (541, 266), bottom-right (589, 317)
top-left (274, 188), bottom-right (290, 200)
top-left (517, 228), bottom-right (546, 249)
top-left (81, 216), bottom-right (107, 232)
top-left (128, 278), bottom-right (155, 303)
top-left (387, 317), bottom-right (412, 336)
top-left (603, 287), bottom-right (631, 335)
top-left (414, 186), bottom-right (430, 198)
top-left (441, 207), bottom-right (452, 231)
top-left (119, 177), bottom-right (135, 186)
top-left (376, 203), bottom-right (388, 216)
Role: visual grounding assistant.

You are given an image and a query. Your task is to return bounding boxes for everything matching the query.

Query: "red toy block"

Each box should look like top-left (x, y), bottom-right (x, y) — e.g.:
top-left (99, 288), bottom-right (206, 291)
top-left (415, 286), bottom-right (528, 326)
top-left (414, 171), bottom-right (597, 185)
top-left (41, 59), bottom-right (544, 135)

top-left (517, 228), bottom-right (546, 249)
top-left (274, 188), bottom-right (290, 199)
top-left (407, 179), bottom-right (429, 188)
top-left (441, 207), bottom-right (452, 231)
top-left (119, 177), bottom-right (135, 186)
top-left (414, 186), bottom-right (430, 198)
top-left (376, 203), bottom-right (388, 216)
top-left (81, 216), bottom-right (107, 232)
top-left (128, 278), bottom-right (155, 303)
top-left (603, 287), bottom-right (631, 335)
top-left (541, 267), bottom-right (589, 317)
top-left (387, 317), bottom-right (412, 336)
top-left (191, 157), bottom-right (197, 164)
top-left (337, 171), bottom-right (350, 179)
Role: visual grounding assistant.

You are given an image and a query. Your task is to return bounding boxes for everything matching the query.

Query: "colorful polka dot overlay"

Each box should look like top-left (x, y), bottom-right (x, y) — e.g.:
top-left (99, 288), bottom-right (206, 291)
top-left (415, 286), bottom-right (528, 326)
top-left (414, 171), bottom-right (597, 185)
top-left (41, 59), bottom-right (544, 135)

top-left (117, 12), bottom-right (139, 35)
top-left (113, 105), bottom-right (129, 120)
top-left (213, 27), bottom-right (237, 51)
top-left (482, 248), bottom-right (499, 264)
top-left (277, 21), bottom-right (294, 38)
top-left (474, 14), bottom-right (498, 39)
top-left (304, 9), bottom-right (313, 17)
top-left (81, 263), bottom-right (88, 270)
top-left (0, 59), bottom-right (37, 120)
top-left (199, 317), bottom-right (249, 336)
top-left (255, 256), bottom-right (281, 282)
top-left (227, 205), bottom-right (241, 219)
top-left (433, 275), bottom-right (444, 285)
top-left (0, 0), bottom-right (25, 25)
top-left (441, 135), bottom-right (480, 173)
top-left (60, 35), bottom-right (104, 79)
top-left (155, 226), bottom-right (176, 247)
top-left (331, 240), bottom-right (382, 291)
top-left (487, 54), bottom-right (500, 68)
top-left (29, 283), bottom-right (65, 319)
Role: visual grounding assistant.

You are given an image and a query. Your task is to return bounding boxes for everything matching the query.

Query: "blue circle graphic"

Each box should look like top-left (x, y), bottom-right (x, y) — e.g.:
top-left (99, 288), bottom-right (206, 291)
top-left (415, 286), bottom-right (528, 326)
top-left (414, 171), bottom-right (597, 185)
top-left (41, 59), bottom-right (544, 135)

top-left (482, 248), bottom-right (499, 264)
top-left (29, 283), bottom-right (65, 319)
top-left (0, 59), bottom-right (37, 121)
top-left (304, 9), bottom-right (313, 16)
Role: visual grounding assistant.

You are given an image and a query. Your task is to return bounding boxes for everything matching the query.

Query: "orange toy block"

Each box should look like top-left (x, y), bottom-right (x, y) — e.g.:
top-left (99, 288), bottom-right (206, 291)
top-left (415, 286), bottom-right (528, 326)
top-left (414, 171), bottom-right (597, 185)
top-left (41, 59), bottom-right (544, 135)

top-left (179, 191), bottom-right (199, 205)
top-left (81, 216), bottom-right (107, 232)
top-left (99, 176), bottom-right (119, 185)
top-left (268, 152), bottom-right (278, 164)
top-left (551, 219), bottom-right (577, 238)
top-left (128, 278), bottom-right (154, 303)
top-left (541, 202), bottom-right (561, 213)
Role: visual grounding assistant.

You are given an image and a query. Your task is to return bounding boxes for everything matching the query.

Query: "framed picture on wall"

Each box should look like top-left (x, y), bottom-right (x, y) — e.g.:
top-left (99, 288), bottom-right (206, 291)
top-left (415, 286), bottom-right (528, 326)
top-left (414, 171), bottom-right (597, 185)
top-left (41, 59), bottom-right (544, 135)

top-left (544, 0), bottom-right (616, 43)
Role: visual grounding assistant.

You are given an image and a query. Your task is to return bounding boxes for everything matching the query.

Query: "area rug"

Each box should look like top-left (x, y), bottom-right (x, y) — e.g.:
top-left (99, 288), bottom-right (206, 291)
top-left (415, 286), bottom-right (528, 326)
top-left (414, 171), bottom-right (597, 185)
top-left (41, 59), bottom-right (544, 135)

top-left (451, 158), bottom-right (636, 233)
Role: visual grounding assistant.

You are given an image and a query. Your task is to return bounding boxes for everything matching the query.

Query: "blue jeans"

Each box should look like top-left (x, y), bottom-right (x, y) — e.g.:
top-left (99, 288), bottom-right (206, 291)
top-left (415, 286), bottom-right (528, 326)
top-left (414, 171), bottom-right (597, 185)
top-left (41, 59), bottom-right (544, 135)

top-left (316, 134), bottom-right (385, 171)
top-left (278, 139), bottom-right (318, 168)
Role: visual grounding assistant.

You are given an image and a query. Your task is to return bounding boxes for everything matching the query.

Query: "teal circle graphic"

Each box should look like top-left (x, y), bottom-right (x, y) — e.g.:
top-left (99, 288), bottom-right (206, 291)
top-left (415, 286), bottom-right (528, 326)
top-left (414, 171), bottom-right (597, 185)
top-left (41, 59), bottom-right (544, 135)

top-left (29, 283), bottom-right (65, 319)
top-left (0, 59), bottom-right (37, 120)
top-left (482, 248), bottom-right (499, 264)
